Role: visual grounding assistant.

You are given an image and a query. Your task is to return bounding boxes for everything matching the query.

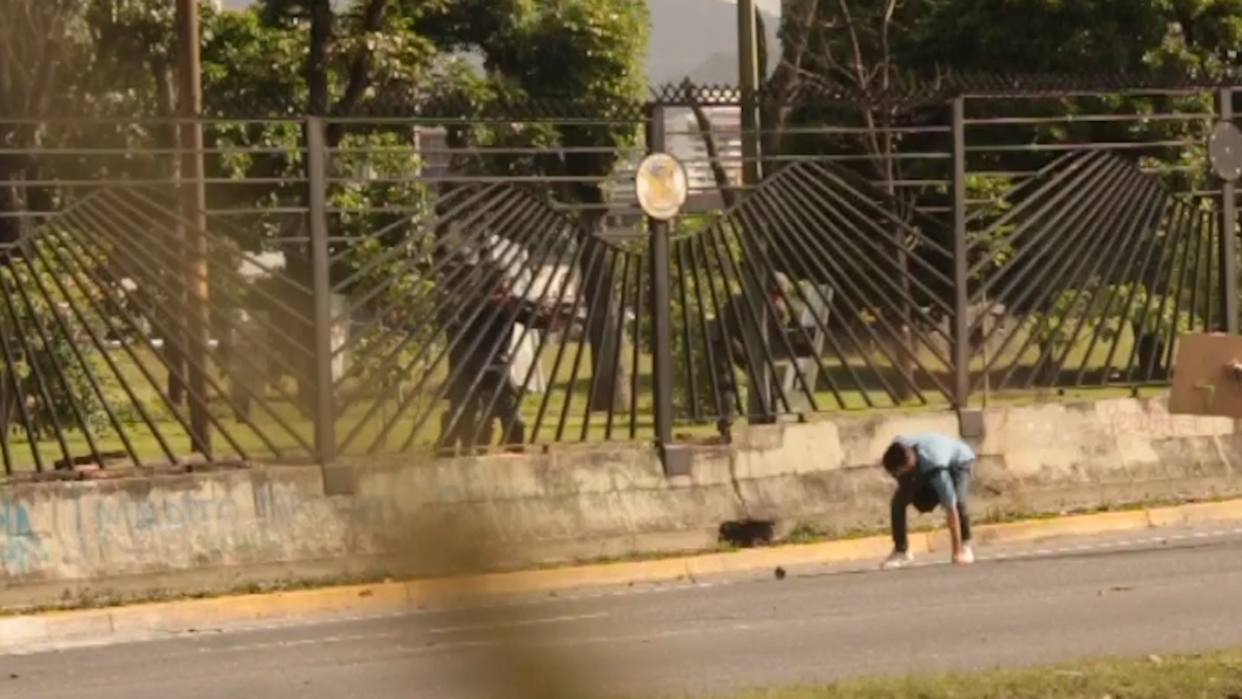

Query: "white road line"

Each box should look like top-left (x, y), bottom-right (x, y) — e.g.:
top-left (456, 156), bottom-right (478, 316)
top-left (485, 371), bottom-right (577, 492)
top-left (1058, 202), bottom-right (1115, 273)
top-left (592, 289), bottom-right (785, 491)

top-left (223, 631), bottom-right (401, 653)
top-left (426, 612), bottom-right (610, 635)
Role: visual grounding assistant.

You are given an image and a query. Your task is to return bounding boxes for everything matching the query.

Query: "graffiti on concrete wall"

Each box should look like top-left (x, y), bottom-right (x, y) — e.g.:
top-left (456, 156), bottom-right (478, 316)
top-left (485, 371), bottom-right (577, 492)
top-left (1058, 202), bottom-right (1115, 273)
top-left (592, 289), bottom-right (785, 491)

top-left (1095, 401), bottom-right (1227, 440)
top-left (1, 498), bottom-right (45, 576)
top-left (0, 475), bottom-right (406, 580)
top-left (76, 491), bottom-right (245, 566)
top-left (59, 482), bottom-right (401, 573)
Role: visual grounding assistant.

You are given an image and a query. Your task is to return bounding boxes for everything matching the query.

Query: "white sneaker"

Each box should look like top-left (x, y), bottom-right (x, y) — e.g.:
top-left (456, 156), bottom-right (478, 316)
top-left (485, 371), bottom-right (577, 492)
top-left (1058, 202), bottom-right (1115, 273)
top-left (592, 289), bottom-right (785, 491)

top-left (954, 544), bottom-right (976, 566)
top-left (880, 551), bottom-right (913, 570)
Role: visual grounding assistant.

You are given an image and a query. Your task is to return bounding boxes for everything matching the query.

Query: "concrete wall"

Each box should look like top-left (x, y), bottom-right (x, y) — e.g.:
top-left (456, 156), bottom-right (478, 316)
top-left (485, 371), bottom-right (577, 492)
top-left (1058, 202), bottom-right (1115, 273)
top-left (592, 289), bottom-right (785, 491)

top-left (3, 398), bottom-right (1241, 609)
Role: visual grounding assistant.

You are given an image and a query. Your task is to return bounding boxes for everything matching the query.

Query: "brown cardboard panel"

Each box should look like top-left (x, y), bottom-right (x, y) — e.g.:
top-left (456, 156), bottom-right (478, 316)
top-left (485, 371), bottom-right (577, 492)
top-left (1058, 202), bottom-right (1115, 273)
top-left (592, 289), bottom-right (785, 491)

top-left (1169, 333), bottom-right (1242, 417)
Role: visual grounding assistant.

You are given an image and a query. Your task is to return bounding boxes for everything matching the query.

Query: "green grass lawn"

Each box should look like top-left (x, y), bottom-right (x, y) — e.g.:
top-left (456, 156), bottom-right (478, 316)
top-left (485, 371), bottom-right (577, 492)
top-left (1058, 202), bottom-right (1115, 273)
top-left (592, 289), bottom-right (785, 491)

top-left (0, 324), bottom-right (1177, 475)
top-left (696, 650), bottom-right (1242, 699)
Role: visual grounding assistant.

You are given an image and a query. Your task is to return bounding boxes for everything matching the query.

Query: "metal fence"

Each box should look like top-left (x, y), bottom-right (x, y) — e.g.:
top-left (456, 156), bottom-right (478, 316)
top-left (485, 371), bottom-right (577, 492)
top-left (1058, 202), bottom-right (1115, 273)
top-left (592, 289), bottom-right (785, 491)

top-left (0, 78), bottom-right (1239, 476)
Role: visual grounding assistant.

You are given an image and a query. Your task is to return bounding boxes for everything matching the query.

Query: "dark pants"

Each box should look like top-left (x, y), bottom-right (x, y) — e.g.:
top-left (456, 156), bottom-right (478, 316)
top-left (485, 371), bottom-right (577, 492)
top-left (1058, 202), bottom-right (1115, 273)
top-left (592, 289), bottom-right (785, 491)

top-left (439, 373), bottom-right (525, 451)
top-left (891, 467), bottom-right (973, 553)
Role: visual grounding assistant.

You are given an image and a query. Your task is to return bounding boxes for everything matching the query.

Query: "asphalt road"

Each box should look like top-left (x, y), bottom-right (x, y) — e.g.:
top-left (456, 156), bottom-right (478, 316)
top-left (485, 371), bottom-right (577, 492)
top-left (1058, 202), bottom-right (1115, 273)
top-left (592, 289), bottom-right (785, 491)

top-left (4, 525), bottom-right (1242, 699)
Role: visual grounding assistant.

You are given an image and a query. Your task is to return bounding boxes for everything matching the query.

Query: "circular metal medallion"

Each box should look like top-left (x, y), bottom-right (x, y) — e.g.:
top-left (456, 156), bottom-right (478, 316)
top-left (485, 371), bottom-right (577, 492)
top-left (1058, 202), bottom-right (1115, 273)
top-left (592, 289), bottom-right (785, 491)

top-left (1209, 120), bottom-right (1242, 182)
top-left (635, 153), bottom-right (689, 221)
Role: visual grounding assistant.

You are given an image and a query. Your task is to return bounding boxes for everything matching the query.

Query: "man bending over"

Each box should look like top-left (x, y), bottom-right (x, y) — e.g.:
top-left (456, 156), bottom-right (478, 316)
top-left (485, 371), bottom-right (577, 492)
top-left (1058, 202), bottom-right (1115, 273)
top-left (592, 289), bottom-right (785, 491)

top-left (880, 433), bottom-right (976, 570)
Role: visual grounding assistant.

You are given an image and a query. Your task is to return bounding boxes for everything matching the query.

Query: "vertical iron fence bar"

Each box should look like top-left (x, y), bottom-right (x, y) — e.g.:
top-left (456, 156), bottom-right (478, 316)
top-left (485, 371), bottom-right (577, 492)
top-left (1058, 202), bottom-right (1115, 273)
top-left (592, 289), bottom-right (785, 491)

top-left (1188, 203), bottom-right (1209, 333)
top-left (675, 241), bottom-right (700, 421)
top-left (1218, 88), bottom-right (1239, 334)
top-left (693, 236), bottom-right (744, 418)
top-left (1208, 209), bottom-right (1221, 332)
top-left (1146, 204), bottom-right (1197, 383)
top-left (0, 270), bottom-right (39, 472)
top-left (737, 0), bottom-right (761, 189)
top-left (688, 238), bottom-right (727, 422)
top-left (578, 252), bottom-right (621, 441)
top-left (178, 0), bottom-right (212, 460)
top-left (557, 249), bottom-right (617, 443)
top-left (735, 5), bottom-right (770, 418)
top-left (1208, 210), bottom-right (1220, 333)
top-left (630, 251), bottom-right (645, 440)
top-left (648, 105), bottom-right (675, 452)
top-left (0, 399), bottom-right (11, 475)
top-left (603, 252), bottom-right (633, 441)
top-left (307, 117), bottom-right (337, 467)
top-left (1163, 209), bottom-right (1210, 372)
top-left (703, 226), bottom-right (776, 417)
top-left (951, 97), bottom-right (971, 407)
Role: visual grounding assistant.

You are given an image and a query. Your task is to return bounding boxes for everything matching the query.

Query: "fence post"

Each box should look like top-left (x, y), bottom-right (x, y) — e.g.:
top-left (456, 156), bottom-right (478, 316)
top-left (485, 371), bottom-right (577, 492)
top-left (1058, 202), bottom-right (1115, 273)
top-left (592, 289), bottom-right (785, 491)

top-left (176, 0), bottom-right (211, 459)
top-left (736, 1), bottom-right (773, 419)
top-left (305, 118), bottom-right (341, 485)
top-left (1218, 89), bottom-right (1239, 334)
top-left (647, 105), bottom-right (676, 463)
top-left (951, 96), bottom-right (971, 407)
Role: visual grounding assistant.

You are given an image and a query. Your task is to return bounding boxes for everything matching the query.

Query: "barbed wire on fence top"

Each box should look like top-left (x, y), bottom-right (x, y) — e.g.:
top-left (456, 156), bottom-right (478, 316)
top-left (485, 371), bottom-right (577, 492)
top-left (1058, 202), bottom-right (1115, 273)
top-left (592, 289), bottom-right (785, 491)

top-left (8, 72), bottom-right (1242, 125)
top-left (754, 70), bottom-right (1242, 116)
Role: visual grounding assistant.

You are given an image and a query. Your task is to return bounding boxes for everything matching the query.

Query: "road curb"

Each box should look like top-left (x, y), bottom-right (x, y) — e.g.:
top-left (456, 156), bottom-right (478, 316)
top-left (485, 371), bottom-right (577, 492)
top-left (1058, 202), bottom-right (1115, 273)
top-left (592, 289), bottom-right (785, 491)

top-left (4, 498), bottom-right (1242, 649)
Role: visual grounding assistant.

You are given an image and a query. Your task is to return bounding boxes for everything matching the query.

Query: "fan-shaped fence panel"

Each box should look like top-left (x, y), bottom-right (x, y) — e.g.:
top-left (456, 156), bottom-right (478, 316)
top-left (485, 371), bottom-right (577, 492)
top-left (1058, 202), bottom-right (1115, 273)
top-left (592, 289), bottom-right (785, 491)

top-left (329, 182), bottom-right (659, 456)
top-left (666, 161), bottom-right (958, 431)
top-left (0, 186), bottom-right (316, 477)
top-left (965, 151), bottom-right (1222, 394)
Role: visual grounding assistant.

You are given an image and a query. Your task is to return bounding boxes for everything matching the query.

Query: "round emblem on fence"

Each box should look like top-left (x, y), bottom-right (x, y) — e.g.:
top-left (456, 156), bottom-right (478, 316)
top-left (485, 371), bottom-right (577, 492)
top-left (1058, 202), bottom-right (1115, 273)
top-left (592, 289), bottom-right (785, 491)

top-left (635, 153), bottom-right (689, 221)
top-left (1209, 121), bottom-right (1242, 182)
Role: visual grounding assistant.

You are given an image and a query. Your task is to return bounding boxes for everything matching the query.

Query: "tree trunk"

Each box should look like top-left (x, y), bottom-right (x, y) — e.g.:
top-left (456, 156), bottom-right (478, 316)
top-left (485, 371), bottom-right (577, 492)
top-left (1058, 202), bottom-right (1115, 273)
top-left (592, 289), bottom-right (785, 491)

top-left (0, 179), bottom-right (21, 246)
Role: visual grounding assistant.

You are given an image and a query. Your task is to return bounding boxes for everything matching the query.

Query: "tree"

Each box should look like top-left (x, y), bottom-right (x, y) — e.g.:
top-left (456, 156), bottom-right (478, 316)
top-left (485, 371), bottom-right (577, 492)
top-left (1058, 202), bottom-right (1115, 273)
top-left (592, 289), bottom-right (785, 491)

top-left (187, 0), bottom-right (648, 422)
top-left (770, 1), bottom-right (941, 399)
top-left (769, 0), bottom-right (1242, 396)
top-left (0, 1), bottom-right (90, 242)
top-left (419, 0), bottom-right (650, 413)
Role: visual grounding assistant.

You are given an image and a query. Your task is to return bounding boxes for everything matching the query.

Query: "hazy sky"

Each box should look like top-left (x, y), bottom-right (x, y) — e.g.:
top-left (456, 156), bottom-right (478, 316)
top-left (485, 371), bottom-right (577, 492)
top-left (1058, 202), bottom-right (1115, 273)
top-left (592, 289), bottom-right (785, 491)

top-left (718, 0), bottom-right (783, 16)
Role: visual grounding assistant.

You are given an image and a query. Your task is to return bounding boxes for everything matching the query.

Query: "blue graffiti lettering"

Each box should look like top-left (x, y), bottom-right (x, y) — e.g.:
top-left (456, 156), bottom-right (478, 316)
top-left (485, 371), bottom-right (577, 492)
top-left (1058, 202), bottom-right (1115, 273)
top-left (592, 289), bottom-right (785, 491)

top-left (0, 499), bottom-right (45, 576)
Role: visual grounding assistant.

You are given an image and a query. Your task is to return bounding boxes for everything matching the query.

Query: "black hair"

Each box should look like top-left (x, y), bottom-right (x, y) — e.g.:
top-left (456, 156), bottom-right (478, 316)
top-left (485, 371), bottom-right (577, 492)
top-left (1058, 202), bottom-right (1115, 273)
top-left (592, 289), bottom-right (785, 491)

top-left (882, 441), bottom-right (911, 476)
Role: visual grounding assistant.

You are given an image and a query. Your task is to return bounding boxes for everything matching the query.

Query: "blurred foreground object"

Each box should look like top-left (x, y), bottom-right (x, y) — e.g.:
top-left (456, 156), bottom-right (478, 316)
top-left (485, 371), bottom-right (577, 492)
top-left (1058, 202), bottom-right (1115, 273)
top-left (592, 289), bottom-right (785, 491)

top-left (1170, 333), bottom-right (1242, 416)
